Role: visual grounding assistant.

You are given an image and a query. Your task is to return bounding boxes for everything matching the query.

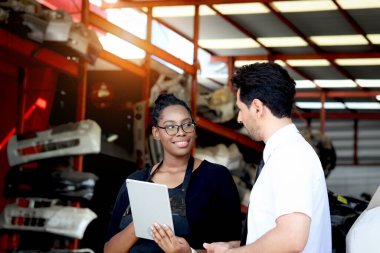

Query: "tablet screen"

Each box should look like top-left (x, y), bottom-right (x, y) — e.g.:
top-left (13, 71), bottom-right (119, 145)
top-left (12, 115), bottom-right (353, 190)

top-left (126, 179), bottom-right (174, 240)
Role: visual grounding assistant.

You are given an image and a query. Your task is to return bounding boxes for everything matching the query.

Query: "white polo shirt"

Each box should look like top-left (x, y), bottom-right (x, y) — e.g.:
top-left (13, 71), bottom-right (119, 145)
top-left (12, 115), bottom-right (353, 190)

top-left (246, 124), bottom-right (332, 253)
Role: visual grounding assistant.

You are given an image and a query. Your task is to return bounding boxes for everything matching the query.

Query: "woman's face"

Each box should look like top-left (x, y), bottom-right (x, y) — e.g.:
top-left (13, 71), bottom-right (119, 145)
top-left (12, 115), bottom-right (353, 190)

top-left (153, 105), bottom-right (196, 157)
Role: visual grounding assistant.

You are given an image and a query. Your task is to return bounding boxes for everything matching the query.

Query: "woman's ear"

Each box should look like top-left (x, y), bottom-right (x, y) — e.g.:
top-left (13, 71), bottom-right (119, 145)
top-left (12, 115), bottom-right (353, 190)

top-left (152, 127), bottom-right (160, 140)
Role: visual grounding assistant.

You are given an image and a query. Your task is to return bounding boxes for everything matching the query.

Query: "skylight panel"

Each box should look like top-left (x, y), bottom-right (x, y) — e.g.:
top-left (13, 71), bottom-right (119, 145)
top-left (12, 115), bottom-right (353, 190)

top-left (368, 34), bottom-right (380, 44)
top-left (337, 0), bottom-right (380, 9)
top-left (310, 35), bottom-right (368, 46)
top-left (314, 79), bottom-right (357, 88)
top-left (335, 58), bottom-right (380, 66)
top-left (98, 33), bottom-right (146, 59)
top-left (258, 37), bottom-right (307, 47)
top-left (356, 79), bottom-right (380, 88)
top-left (152, 5), bottom-right (214, 17)
top-left (272, 1), bottom-right (337, 12)
top-left (295, 80), bottom-right (317, 88)
top-left (198, 38), bottom-right (260, 49)
top-left (295, 102), bottom-right (346, 109)
top-left (106, 8), bottom-right (147, 39)
top-left (345, 102), bottom-right (380, 110)
top-left (213, 3), bottom-right (270, 14)
top-left (234, 60), bottom-right (286, 68)
top-left (287, 59), bottom-right (330, 67)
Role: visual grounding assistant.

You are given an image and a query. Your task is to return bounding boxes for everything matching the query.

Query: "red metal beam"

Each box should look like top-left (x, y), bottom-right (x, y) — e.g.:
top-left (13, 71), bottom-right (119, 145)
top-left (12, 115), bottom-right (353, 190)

top-left (98, 50), bottom-right (146, 77)
top-left (89, 12), bottom-right (196, 75)
top-left (0, 60), bottom-right (18, 79)
top-left (196, 116), bottom-right (264, 151)
top-left (0, 29), bottom-right (80, 78)
top-left (191, 5), bottom-right (200, 116)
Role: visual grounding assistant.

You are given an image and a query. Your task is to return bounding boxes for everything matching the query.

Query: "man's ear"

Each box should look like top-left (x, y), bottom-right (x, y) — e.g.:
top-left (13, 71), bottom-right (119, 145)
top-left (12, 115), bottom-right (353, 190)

top-left (252, 98), bottom-right (264, 114)
top-left (152, 127), bottom-right (160, 140)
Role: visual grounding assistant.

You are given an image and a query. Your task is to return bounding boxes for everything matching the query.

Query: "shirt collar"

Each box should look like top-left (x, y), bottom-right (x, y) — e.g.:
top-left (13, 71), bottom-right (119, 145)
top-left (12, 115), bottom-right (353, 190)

top-left (263, 123), bottom-right (298, 163)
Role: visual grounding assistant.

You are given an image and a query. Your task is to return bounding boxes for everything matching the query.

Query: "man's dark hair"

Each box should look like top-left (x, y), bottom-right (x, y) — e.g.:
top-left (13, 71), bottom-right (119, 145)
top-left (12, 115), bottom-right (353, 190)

top-left (231, 62), bottom-right (296, 118)
top-left (151, 93), bottom-right (193, 126)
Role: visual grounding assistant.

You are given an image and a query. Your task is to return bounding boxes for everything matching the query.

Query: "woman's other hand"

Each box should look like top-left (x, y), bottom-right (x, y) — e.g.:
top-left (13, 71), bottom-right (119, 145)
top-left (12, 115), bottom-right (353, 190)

top-left (152, 223), bottom-right (192, 253)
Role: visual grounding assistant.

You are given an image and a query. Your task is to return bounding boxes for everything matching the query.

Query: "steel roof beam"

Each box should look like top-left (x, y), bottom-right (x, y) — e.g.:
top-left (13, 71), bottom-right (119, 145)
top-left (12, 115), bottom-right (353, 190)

top-left (207, 4), bottom-right (321, 91)
top-left (264, 3), bottom-right (364, 88)
top-left (332, 0), bottom-right (379, 52)
top-left (207, 5), bottom-right (273, 55)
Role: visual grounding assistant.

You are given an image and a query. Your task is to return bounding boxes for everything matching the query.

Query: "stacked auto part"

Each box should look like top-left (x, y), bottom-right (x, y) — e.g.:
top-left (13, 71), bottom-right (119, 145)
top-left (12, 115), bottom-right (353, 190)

top-left (1, 119), bottom-right (101, 251)
top-left (0, 0), bottom-right (102, 64)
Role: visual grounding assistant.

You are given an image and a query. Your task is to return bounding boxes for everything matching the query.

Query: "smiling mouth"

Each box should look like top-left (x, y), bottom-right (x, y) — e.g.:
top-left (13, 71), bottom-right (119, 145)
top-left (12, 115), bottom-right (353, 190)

top-left (173, 140), bottom-right (190, 148)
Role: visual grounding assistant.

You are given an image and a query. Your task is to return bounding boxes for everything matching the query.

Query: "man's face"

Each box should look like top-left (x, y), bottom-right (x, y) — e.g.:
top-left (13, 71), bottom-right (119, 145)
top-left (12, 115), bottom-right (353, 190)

top-left (236, 89), bottom-right (262, 142)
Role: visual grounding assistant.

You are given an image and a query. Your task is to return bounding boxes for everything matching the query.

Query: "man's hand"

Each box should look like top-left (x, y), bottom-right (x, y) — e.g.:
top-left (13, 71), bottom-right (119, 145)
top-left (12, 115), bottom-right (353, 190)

top-left (203, 242), bottom-right (233, 253)
top-left (151, 223), bottom-right (191, 253)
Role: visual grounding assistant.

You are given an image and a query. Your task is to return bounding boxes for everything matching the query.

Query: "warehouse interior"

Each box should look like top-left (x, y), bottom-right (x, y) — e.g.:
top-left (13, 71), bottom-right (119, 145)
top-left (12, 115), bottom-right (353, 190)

top-left (0, 0), bottom-right (380, 252)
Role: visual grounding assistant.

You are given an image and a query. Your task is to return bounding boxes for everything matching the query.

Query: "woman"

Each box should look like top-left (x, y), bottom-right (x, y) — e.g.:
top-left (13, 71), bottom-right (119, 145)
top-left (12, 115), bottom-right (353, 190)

top-left (104, 93), bottom-right (242, 253)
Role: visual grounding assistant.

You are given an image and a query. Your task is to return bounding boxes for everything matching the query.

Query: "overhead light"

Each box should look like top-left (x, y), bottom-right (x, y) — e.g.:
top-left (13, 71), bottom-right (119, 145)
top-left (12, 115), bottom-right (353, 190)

top-left (337, 0), bottom-right (380, 9)
top-left (376, 95), bottom-right (380, 101)
top-left (336, 58), bottom-right (380, 66)
top-left (234, 60), bottom-right (286, 68)
top-left (272, 1), bottom-right (337, 12)
top-left (368, 34), bottom-right (380, 44)
top-left (213, 3), bottom-right (270, 14)
top-left (99, 33), bottom-right (146, 59)
top-left (310, 35), bottom-right (368, 46)
top-left (287, 59), bottom-right (330, 67)
top-left (345, 102), bottom-right (380, 110)
top-left (295, 102), bottom-right (346, 109)
top-left (314, 79), bottom-right (357, 88)
top-left (258, 37), bottom-right (307, 47)
top-left (152, 5), bottom-right (214, 17)
top-left (356, 79), bottom-right (380, 88)
top-left (295, 80), bottom-right (317, 89)
top-left (198, 38), bottom-right (260, 49)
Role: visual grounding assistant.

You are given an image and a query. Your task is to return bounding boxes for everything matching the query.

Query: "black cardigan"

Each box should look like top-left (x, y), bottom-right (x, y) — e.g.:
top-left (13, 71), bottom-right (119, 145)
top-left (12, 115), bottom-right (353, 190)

top-left (104, 159), bottom-right (242, 250)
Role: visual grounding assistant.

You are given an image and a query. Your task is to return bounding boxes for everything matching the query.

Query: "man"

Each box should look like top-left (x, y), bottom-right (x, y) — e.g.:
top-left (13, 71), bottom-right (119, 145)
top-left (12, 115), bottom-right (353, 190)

top-left (204, 62), bottom-right (331, 253)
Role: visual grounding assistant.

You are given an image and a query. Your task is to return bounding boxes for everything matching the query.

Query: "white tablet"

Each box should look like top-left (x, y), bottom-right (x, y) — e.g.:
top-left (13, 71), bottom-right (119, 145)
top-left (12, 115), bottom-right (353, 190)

top-left (126, 179), bottom-right (174, 240)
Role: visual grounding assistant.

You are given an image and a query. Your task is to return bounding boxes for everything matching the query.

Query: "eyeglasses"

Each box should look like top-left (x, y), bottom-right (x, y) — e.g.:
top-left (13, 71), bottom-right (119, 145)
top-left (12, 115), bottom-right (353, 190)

top-left (156, 122), bottom-right (196, 136)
